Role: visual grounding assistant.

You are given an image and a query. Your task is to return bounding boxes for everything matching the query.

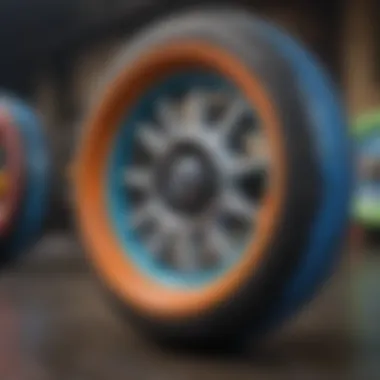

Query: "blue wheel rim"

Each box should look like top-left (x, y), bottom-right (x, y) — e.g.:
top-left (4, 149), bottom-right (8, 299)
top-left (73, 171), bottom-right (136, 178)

top-left (0, 96), bottom-right (50, 258)
top-left (106, 71), bottom-right (262, 288)
top-left (249, 19), bottom-right (353, 331)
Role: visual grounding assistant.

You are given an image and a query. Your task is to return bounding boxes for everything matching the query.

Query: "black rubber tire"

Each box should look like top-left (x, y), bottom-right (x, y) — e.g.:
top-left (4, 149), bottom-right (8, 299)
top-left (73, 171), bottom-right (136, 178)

top-left (83, 9), bottom-right (322, 348)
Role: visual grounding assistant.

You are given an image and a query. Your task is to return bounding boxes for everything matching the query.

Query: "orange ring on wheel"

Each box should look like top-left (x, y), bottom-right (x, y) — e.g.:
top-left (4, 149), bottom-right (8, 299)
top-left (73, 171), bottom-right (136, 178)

top-left (74, 41), bottom-right (287, 319)
top-left (0, 109), bottom-right (24, 237)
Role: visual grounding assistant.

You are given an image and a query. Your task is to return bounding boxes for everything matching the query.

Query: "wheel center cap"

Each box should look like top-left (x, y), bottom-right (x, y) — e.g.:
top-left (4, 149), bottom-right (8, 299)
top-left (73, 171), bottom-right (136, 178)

top-left (169, 156), bottom-right (204, 203)
top-left (157, 144), bottom-right (218, 216)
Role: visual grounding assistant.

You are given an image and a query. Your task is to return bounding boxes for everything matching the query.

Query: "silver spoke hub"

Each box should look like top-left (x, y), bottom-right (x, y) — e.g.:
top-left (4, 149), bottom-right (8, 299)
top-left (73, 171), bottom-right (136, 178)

top-left (124, 88), bottom-right (271, 275)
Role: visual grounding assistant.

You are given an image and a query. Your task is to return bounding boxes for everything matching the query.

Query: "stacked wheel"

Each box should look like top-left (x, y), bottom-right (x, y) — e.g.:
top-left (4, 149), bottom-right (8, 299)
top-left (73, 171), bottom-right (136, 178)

top-left (72, 8), bottom-right (353, 347)
top-left (352, 111), bottom-right (380, 228)
top-left (0, 96), bottom-right (50, 267)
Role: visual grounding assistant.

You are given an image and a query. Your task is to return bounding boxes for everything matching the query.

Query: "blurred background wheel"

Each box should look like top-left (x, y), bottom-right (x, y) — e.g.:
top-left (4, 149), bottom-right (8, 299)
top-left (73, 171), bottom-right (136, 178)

top-left (352, 111), bottom-right (380, 228)
top-left (0, 96), bottom-right (50, 267)
top-left (72, 10), bottom-right (321, 347)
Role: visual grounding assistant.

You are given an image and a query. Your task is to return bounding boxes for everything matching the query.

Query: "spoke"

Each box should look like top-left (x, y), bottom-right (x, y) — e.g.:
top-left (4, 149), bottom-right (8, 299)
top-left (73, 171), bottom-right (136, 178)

top-left (206, 224), bottom-right (232, 263)
top-left (218, 97), bottom-right (249, 137)
top-left (123, 166), bottom-right (152, 190)
top-left (155, 99), bottom-right (180, 132)
top-left (229, 156), bottom-right (268, 179)
top-left (222, 189), bottom-right (257, 222)
top-left (136, 123), bottom-right (166, 157)
top-left (181, 91), bottom-right (206, 129)
top-left (146, 224), bottom-right (168, 257)
top-left (130, 200), bottom-right (156, 230)
top-left (172, 229), bottom-right (198, 272)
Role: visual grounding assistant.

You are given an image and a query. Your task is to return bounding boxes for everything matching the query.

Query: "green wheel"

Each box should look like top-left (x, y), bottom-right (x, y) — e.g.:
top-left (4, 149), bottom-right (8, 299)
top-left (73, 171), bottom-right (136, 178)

top-left (352, 111), bottom-right (380, 227)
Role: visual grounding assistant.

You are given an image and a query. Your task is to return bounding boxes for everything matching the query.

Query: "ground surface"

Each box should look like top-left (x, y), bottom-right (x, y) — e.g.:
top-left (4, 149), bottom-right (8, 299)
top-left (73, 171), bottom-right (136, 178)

top-left (0, 233), bottom-right (354, 379)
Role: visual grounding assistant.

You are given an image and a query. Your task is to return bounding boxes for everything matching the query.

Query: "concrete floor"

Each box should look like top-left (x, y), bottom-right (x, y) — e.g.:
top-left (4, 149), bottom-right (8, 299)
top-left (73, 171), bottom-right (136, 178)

top-left (0, 234), bottom-right (355, 379)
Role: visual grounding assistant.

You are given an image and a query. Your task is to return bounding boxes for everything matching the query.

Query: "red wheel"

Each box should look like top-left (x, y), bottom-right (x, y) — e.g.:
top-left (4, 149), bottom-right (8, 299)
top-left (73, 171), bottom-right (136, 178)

top-left (0, 108), bottom-right (24, 237)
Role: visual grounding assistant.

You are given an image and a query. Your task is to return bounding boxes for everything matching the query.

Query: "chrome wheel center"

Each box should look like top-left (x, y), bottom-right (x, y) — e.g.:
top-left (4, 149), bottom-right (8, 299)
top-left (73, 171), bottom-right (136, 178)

top-left (122, 85), bottom-right (271, 273)
top-left (170, 156), bottom-right (203, 192)
top-left (157, 143), bottom-right (219, 216)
